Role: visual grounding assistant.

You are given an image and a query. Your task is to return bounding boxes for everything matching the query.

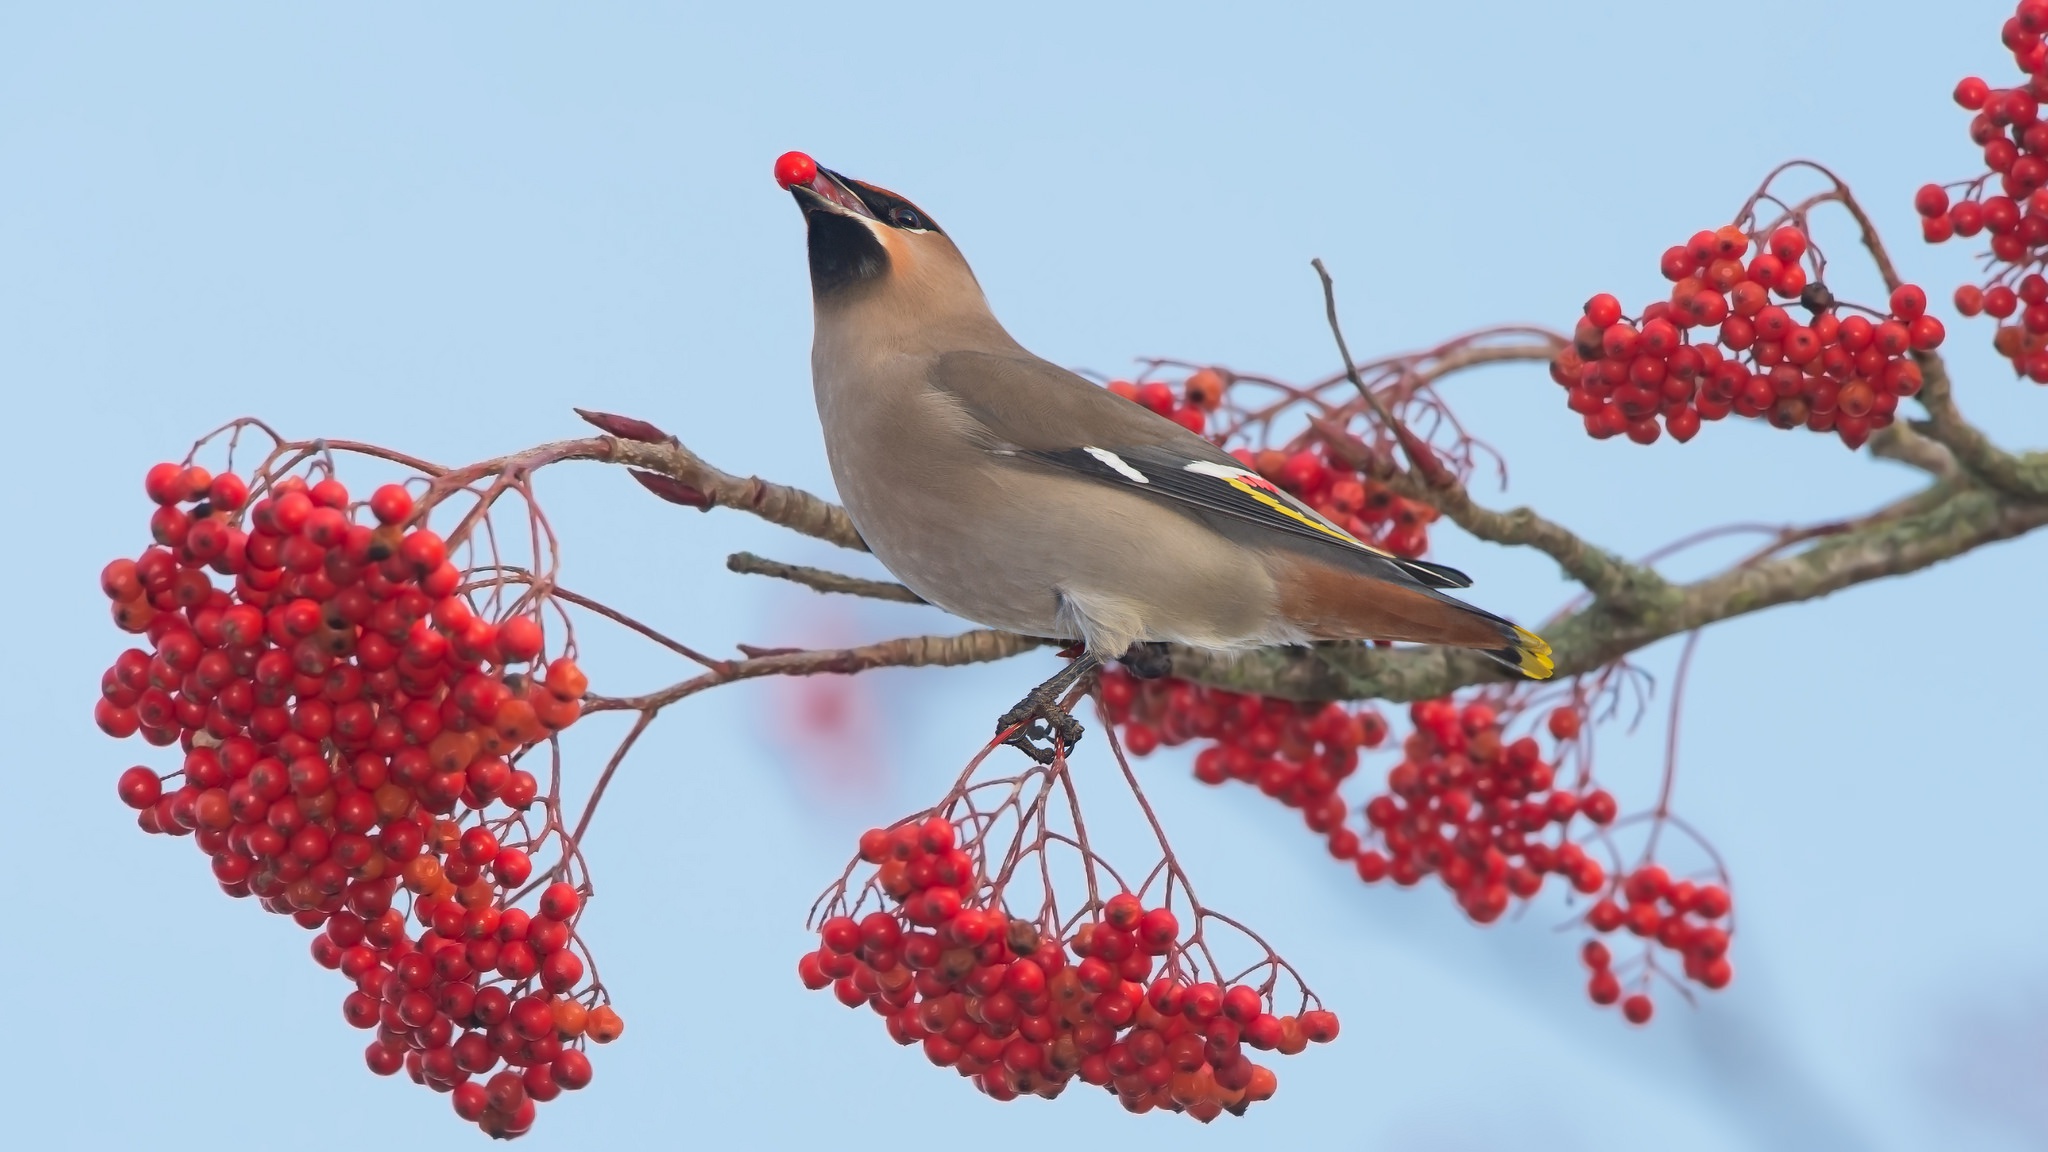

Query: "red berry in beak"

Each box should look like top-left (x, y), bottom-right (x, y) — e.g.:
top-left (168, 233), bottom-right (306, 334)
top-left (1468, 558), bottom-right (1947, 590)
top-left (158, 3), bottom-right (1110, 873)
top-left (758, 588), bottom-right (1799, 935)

top-left (774, 150), bottom-right (818, 190)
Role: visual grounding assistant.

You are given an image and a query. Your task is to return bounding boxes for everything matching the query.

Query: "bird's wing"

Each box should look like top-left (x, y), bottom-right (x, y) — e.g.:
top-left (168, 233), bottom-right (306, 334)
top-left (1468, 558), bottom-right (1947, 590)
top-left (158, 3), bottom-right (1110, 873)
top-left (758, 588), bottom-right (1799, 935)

top-left (928, 349), bottom-right (1473, 591)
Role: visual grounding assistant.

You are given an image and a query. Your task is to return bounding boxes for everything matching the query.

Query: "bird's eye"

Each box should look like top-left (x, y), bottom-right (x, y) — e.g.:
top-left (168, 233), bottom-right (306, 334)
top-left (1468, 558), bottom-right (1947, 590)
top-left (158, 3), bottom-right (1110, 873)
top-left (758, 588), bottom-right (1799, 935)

top-left (889, 206), bottom-right (925, 230)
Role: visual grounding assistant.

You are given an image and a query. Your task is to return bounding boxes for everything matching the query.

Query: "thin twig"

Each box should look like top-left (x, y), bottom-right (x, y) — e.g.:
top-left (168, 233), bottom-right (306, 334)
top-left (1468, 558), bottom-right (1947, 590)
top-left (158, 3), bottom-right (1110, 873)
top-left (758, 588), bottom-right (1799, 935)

top-left (725, 552), bottom-right (926, 604)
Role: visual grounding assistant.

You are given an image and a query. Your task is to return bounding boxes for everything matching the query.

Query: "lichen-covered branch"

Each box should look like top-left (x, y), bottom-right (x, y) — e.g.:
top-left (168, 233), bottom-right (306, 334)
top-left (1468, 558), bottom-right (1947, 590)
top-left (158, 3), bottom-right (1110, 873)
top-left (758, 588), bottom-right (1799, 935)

top-left (1311, 415), bottom-right (1661, 607)
top-left (1411, 471), bottom-right (1667, 608)
top-left (1908, 352), bottom-right (2048, 499)
top-left (1172, 475), bottom-right (2048, 701)
top-left (1869, 421), bottom-right (1960, 479)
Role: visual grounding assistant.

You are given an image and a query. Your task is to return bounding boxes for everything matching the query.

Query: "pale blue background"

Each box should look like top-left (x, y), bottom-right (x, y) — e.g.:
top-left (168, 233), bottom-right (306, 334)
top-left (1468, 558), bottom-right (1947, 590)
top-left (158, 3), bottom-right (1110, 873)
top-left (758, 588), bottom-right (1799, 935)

top-left (4, 3), bottom-right (2044, 1149)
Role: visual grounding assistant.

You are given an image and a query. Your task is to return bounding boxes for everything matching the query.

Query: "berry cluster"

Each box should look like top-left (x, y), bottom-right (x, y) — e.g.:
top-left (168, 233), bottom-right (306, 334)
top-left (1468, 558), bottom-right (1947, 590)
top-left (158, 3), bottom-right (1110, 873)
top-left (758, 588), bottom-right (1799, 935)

top-left (1107, 367), bottom-right (1228, 437)
top-left (1580, 861), bottom-right (1732, 1020)
top-left (1100, 668), bottom-right (1377, 817)
top-left (1100, 673), bottom-right (1734, 1024)
top-left (1353, 699), bottom-right (1731, 1020)
top-left (1352, 700), bottom-right (1614, 920)
top-left (1919, 1), bottom-right (2048, 382)
top-left (1107, 371), bottom-right (1438, 555)
top-left (800, 819), bottom-right (1337, 1120)
top-left (100, 460), bottom-right (616, 1139)
top-left (1237, 445), bottom-right (1437, 558)
top-left (1550, 224), bottom-right (1943, 449)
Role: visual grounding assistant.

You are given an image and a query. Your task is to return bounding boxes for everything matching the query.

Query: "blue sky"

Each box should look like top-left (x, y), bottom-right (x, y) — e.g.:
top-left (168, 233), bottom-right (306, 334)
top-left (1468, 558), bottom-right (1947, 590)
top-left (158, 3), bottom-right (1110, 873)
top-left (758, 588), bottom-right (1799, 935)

top-left (3, 3), bottom-right (2044, 1149)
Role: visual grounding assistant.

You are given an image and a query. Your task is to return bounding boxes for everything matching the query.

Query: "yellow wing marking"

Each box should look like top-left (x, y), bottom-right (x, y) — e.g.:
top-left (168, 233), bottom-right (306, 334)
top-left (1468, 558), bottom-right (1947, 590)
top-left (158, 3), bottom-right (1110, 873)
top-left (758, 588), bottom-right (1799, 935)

top-left (1222, 476), bottom-right (1395, 557)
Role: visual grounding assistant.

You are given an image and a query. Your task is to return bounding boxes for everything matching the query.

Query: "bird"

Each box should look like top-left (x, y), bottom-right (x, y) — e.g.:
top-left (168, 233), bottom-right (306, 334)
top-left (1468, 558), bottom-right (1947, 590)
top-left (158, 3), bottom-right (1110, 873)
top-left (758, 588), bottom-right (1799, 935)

top-left (776, 152), bottom-right (1552, 761)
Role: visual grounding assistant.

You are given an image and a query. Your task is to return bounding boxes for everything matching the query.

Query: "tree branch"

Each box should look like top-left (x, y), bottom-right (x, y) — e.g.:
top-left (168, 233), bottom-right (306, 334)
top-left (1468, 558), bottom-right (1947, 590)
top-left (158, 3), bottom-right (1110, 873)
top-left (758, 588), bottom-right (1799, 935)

top-left (1868, 421), bottom-right (1960, 480)
top-left (725, 551), bottom-right (926, 604)
top-left (585, 629), bottom-right (1047, 714)
top-left (1171, 475), bottom-right (2048, 700)
top-left (603, 437), bottom-right (867, 551)
top-left (1908, 351), bottom-right (2048, 500)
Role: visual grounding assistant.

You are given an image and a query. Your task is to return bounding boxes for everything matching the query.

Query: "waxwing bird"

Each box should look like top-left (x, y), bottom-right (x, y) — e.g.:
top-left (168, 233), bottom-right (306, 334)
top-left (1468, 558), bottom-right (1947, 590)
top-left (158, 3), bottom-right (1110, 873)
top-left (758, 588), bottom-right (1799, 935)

top-left (777, 152), bottom-right (1552, 761)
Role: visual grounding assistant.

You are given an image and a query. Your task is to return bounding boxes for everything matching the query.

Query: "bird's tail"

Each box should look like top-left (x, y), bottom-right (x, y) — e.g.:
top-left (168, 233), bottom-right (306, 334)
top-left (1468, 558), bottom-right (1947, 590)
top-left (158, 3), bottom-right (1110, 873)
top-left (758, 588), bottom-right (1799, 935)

top-left (1475, 624), bottom-right (1555, 681)
top-left (1274, 554), bottom-right (1556, 680)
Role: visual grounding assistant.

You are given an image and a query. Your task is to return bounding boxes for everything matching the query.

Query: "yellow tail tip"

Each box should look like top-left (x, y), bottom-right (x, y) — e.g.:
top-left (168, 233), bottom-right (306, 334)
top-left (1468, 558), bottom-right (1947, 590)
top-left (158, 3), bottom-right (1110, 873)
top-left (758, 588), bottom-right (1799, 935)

top-left (1514, 626), bottom-right (1555, 680)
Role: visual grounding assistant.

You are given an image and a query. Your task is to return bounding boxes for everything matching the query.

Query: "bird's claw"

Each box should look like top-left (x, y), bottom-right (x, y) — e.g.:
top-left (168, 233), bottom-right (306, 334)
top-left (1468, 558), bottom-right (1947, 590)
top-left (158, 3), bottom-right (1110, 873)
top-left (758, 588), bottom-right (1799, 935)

top-left (997, 689), bottom-right (1086, 765)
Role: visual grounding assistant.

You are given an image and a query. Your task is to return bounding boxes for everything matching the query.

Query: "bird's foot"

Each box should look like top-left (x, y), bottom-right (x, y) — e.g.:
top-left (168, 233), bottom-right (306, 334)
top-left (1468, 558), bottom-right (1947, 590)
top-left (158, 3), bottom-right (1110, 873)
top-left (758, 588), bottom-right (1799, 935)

top-left (996, 689), bottom-right (1086, 764)
top-left (1120, 641), bottom-right (1173, 680)
top-left (995, 652), bottom-right (1101, 764)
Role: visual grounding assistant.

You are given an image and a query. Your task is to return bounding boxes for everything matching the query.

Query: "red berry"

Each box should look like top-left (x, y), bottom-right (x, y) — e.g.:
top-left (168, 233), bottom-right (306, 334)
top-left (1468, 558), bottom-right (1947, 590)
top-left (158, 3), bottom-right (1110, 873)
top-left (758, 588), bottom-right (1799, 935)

top-left (1587, 898), bottom-right (1624, 933)
top-left (144, 462), bottom-right (187, 505)
top-left (492, 848), bottom-right (533, 887)
top-left (117, 766), bottom-right (162, 810)
top-left (1689, 884), bottom-right (1731, 919)
top-left (209, 472), bottom-right (250, 511)
top-left (551, 1048), bottom-right (594, 1090)
top-left (1913, 184), bottom-right (1950, 218)
top-left (1666, 406), bottom-right (1701, 443)
top-left (271, 490), bottom-right (312, 534)
top-left (398, 530), bottom-right (446, 573)
top-left (1221, 984), bottom-right (1263, 1023)
top-left (309, 477), bottom-right (348, 510)
top-left (774, 150), bottom-right (819, 190)
top-left (1621, 994), bottom-right (1654, 1024)
top-left (1907, 314), bottom-right (1945, 351)
top-left (1299, 1008), bottom-right (1340, 1043)
top-left (540, 949), bottom-right (585, 993)
top-left (540, 882), bottom-right (581, 921)
top-left (1768, 226), bottom-right (1807, 263)
top-left (1580, 789), bottom-right (1618, 825)
top-left (1103, 893), bottom-right (1143, 930)
top-left (369, 484), bottom-right (413, 525)
top-left (1136, 907), bottom-right (1178, 951)
top-left (498, 615), bottom-right (544, 663)
top-left (1584, 293), bottom-right (1623, 329)
top-left (1588, 970), bottom-right (1620, 1006)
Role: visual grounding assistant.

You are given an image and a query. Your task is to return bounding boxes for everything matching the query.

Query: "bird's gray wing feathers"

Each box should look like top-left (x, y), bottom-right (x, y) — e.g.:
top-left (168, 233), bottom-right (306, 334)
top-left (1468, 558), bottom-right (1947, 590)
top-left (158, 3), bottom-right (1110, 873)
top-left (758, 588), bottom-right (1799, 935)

top-left (928, 350), bottom-right (1472, 591)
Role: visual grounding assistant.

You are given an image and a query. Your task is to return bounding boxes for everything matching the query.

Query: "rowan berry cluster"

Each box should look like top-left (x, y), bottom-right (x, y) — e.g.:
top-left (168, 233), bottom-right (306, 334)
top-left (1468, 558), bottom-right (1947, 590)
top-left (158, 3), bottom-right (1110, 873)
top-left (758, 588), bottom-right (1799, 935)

top-left (1579, 861), bottom-right (1732, 1021)
top-left (1107, 367), bottom-right (1228, 437)
top-left (99, 456), bottom-right (616, 1139)
top-left (1101, 669), bottom-right (1376, 807)
top-left (1106, 371), bottom-right (1438, 556)
top-left (1918, 0), bottom-right (2048, 383)
top-left (1353, 698), bottom-right (1731, 1021)
top-left (1239, 445), bottom-right (1437, 558)
top-left (1550, 224), bottom-right (1943, 449)
top-left (1100, 672), bottom-right (1734, 1025)
top-left (1352, 699), bottom-right (1613, 919)
top-left (800, 818), bottom-right (1337, 1120)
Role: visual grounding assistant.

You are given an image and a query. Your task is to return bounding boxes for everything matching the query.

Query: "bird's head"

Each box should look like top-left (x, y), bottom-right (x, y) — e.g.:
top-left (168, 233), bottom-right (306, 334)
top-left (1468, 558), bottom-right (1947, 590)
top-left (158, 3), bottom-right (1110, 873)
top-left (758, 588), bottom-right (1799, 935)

top-left (776, 152), bottom-right (988, 321)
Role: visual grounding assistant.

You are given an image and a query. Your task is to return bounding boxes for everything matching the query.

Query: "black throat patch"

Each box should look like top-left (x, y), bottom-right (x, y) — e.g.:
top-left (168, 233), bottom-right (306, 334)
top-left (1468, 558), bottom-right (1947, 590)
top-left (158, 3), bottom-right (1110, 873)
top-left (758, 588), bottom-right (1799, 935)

top-left (806, 210), bottom-right (888, 299)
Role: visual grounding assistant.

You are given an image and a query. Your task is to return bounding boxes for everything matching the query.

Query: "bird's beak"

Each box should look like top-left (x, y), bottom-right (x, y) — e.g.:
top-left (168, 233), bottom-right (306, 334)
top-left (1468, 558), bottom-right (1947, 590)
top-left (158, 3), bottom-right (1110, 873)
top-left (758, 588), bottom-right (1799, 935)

top-left (790, 166), bottom-right (877, 222)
